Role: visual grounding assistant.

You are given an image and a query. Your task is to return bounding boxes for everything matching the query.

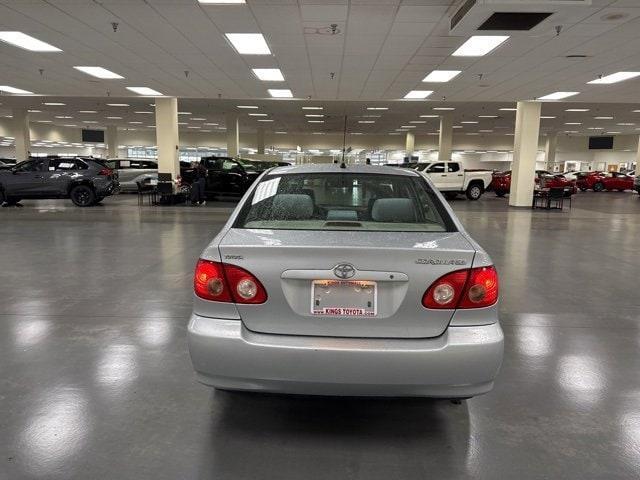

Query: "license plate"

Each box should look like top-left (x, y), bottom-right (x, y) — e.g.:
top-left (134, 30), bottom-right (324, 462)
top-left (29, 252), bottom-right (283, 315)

top-left (311, 280), bottom-right (377, 316)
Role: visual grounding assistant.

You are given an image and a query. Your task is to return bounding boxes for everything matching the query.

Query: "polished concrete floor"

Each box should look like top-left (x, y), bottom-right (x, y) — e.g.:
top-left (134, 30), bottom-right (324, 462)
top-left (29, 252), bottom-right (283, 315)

top-left (1, 192), bottom-right (639, 479)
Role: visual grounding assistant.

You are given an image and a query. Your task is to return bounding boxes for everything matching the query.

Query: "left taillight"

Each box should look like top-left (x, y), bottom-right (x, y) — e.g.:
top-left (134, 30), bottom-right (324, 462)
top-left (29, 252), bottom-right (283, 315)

top-left (98, 168), bottom-right (113, 176)
top-left (422, 266), bottom-right (498, 310)
top-left (194, 259), bottom-right (267, 304)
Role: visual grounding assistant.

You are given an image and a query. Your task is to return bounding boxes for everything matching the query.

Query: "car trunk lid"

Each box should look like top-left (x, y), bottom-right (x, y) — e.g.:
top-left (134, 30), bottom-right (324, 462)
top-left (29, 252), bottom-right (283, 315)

top-left (217, 228), bottom-right (476, 339)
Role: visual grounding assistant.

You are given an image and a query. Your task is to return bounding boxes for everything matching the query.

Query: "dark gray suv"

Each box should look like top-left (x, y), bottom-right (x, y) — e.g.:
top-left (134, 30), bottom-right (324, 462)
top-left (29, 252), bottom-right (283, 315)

top-left (0, 157), bottom-right (119, 207)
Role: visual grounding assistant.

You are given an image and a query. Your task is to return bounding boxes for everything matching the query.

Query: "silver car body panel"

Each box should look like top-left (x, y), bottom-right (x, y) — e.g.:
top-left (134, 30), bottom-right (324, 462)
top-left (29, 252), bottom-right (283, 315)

top-left (188, 164), bottom-right (503, 396)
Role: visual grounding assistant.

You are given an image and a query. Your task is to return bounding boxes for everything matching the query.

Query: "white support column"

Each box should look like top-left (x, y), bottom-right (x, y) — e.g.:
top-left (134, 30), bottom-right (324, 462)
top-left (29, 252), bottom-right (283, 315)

top-left (155, 97), bottom-right (180, 186)
top-left (106, 125), bottom-right (118, 159)
top-left (226, 113), bottom-right (239, 157)
top-left (256, 127), bottom-right (265, 155)
top-left (545, 133), bottom-right (558, 171)
top-left (509, 101), bottom-right (541, 207)
top-left (405, 132), bottom-right (415, 160)
top-left (635, 135), bottom-right (640, 171)
top-left (438, 115), bottom-right (453, 161)
top-left (12, 108), bottom-right (30, 161)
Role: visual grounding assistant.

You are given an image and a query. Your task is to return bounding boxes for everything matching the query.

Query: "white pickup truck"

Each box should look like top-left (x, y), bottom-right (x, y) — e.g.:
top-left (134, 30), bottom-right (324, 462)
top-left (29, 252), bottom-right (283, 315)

top-left (415, 161), bottom-right (493, 200)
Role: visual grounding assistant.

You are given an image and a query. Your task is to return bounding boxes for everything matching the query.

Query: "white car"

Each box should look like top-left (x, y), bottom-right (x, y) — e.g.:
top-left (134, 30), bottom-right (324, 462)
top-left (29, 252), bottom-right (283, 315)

top-left (187, 164), bottom-right (504, 398)
top-left (415, 161), bottom-right (493, 200)
top-left (105, 158), bottom-right (157, 192)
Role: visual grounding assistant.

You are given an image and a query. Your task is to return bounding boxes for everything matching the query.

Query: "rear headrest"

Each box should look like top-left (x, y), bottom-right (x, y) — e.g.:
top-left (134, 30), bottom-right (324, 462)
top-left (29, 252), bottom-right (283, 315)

top-left (371, 198), bottom-right (416, 223)
top-left (271, 194), bottom-right (313, 220)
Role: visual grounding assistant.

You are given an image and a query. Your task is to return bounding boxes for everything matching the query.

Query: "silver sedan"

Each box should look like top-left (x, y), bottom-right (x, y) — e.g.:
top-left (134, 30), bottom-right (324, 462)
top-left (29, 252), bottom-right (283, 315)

top-left (188, 164), bottom-right (503, 398)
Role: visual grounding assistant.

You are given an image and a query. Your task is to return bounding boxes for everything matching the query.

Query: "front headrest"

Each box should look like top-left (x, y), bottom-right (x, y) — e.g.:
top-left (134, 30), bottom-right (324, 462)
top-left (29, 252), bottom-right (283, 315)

top-left (271, 194), bottom-right (313, 220)
top-left (371, 198), bottom-right (416, 223)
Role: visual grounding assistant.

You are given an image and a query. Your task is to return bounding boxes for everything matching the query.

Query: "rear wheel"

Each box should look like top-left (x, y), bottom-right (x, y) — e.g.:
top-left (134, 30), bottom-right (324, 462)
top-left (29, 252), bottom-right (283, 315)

top-left (466, 183), bottom-right (483, 200)
top-left (70, 185), bottom-right (96, 207)
top-left (593, 182), bottom-right (604, 192)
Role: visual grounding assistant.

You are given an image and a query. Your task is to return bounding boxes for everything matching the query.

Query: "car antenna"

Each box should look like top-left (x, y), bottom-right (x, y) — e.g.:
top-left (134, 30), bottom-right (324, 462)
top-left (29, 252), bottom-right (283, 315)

top-left (340, 115), bottom-right (347, 168)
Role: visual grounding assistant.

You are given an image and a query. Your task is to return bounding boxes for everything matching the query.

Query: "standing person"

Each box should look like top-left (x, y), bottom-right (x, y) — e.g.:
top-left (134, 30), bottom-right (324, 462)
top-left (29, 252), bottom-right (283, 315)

top-left (190, 161), bottom-right (207, 206)
top-left (365, 158), bottom-right (371, 165)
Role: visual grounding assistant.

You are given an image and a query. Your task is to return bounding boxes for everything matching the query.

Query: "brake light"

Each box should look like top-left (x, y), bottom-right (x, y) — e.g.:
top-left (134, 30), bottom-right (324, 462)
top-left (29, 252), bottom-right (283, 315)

top-left (98, 168), bottom-right (113, 176)
top-left (422, 266), bottom-right (498, 309)
top-left (194, 259), bottom-right (267, 304)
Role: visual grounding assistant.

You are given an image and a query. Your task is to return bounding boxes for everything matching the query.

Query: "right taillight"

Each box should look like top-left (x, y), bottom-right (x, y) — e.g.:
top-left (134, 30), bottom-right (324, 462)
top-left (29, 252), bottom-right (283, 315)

top-left (422, 266), bottom-right (498, 310)
top-left (194, 259), bottom-right (267, 304)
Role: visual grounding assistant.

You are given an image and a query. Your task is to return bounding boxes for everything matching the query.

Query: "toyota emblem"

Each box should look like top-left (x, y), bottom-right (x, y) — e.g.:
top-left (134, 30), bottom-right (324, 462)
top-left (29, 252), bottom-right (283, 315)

top-left (333, 263), bottom-right (356, 279)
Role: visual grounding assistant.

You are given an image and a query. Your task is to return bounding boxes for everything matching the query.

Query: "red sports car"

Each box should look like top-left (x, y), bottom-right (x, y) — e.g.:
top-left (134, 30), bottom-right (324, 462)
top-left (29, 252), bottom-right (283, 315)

top-left (575, 172), bottom-right (606, 191)
top-left (600, 172), bottom-right (634, 192)
top-left (491, 170), bottom-right (577, 197)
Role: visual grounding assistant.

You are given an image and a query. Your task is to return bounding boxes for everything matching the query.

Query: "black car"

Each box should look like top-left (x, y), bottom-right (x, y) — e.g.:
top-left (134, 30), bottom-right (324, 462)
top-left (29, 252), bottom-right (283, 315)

top-left (0, 158), bottom-right (16, 170)
top-left (0, 157), bottom-right (119, 207)
top-left (181, 156), bottom-right (260, 197)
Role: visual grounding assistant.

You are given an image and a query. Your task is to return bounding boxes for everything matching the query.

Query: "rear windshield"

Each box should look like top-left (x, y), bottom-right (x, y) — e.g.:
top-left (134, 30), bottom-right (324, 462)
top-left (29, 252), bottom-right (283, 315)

top-left (234, 172), bottom-right (456, 232)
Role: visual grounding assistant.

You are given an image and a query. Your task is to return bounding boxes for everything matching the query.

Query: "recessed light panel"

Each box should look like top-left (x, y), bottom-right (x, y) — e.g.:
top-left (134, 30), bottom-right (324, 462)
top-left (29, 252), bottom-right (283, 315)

top-left (588, 72), bottom-right (640, 84)
top-left (225, 33), bottom-right (271, 55)
top-left (252, 68), bottom-right (284, 81)
top-left (127, 87), bottom-right (163, 96)
top-left (452, 36), bottom-right (509, 57)
top-left (74, 66), bottom-right (123, 79)
top-left (538, 91), bottom-right (579, 100)
top-left (404, 90), bottom-right (433, 99)
top-left (268, 89), bottom-right (293, 98)
top-left (422, 70), bottom-right (461, 83)
top-left (0, 85), bottom-right (33, 94)
top-left (0, 32), bottom-right (61, 52)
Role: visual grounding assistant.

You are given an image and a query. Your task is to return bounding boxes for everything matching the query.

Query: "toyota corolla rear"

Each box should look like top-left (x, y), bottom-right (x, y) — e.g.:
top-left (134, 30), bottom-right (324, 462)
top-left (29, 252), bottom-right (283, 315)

top-left (187, 165), bottom-right (503, 397)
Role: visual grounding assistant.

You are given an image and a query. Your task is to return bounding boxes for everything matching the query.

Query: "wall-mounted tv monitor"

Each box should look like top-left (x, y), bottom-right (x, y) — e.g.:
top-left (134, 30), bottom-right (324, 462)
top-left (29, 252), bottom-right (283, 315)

top-left (588, 136), bottom-right (614, 150)
top-left (82, 129), bottom-right (105, 143)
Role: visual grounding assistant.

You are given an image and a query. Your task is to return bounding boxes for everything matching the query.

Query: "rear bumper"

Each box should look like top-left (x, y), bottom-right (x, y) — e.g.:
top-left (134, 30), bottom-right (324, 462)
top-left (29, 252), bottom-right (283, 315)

top-left (187, 314), bottom-right (504, 397)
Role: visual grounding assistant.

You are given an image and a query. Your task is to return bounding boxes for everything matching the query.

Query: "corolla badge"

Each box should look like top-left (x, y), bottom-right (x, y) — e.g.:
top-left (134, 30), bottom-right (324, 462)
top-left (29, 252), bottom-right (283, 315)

top-left (416, 258), bottom-right (467, 265)
top-left (333, 263), bottom-right (356, 279)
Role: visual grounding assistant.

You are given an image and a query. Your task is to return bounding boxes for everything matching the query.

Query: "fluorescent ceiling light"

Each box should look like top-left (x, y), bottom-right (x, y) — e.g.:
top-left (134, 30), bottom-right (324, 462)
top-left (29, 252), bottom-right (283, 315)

top-left (478, 115), bottom-right (498, 118)
top-left (453, 125), bottom-right (463, 128)
top-left (588, 72), bottom-right (640, 84)
top-left (126, 86), bottom-right (163, 96)
top-left (461, 121), bottom-right (478, 124)
top-left (606, 131), bottom-right (621, 134)
top-left (258, 119), bottom-right (274, 122)
top-left (0, 85), bottom-right (33, 94)
top-left (540, 116), bottom-right (556, 119)
top-left (79, 110), bottom-right (97, 113)
top-left (358, 120), bottom-right (374, 123)
top-left (107, 103), bottom-right (129, 107)
top-left (237, 105), bottom-right (258, 109)
top-left (404, 90), bottom-right (433, 99)
top-left (409, 120), bottom-right (426, 123)
top-left (305, 114), bottom-right (324, 118)
top-left (191, 117), bottom-right (206, 121)
top-left (419, 115), bottom-right (439, 118)
top-left (55, 115), bottom-right (73, 119)
top-left (302, 106), bottom-right (323, 110)
top-left (0, 32), bottom-right (61, 52)
top-left (499, 107), bottom-right (516, 111)
top-left (400, 125), bottom-right (416, 128)
top-left (565, 108), bottom-right (589, 112)
top-left (134, 111), bottom-right (153, 114)
top-left (422, 70), bottom-right (461, 83)
top-left (248, 113), bottom-right (268, 116)
top-left (452, 36), bottom-right (509, 57)
top-left (74, 66), bottom-right (123, 79)
top-left (268, 89), bottom-right (293, 98)
top-left (252, 68), bottom-right (284, 81)
top-left (433, 107), bottom-right (455, 111)
top-left (83, 121), bottom-right (98, 124)
top-left (129, 121), bottom-right (143, 124)
top-left (275, 131), bottom-right (287, 134)
top-left (36, 120), bottom-right (52, 123)
top-left (106, 116), bottom-right (122, 119)
top-left (587, 127), bottom-right (603, 130)
top-left (617, 123), bottom-right (635, 126)
top-left (565, 122), bottom-right (582, 125)
top-left (479, 130), bottom-right (493, 133)
top-left (538, 91), bottom-right (580, 100)
top-left (199, 0), bottom-right (246, 3)
top-left (204, 123), bottom-right (218, 126)
top-left (178, 112), bottom-right (192, 115)
top-left (308, 120), bottom-right (324, 123)
top-left (225, 33), bottom-right (271, 55)
top-left (594, 116), bottom-right (613, 120)
top-left (188, 126), bottom-right (201, 129)
top-left (367, 107), bottom-right (388, 110)
top-left (43, 102), bottom-right (65, 105)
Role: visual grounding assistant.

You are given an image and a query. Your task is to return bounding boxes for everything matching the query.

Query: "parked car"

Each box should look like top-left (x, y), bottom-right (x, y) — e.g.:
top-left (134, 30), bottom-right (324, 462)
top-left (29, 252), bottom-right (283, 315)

top-left (181, 156), bottom-right (260, 197)
top-left (491, 170), bottom-right (577, 197)
top-left (0, 160), bottom-right (15, 170)
top-left (188, 164), bottom-right (503, 398)
top-left (599, 172), bottom-right (635, 192)
top-left (575, 171), bottom-right (606, 191)
top-left (415, 161), bottom-right (493, 200)
top-left (0, 157), bottom-right (118, 207)
top-left (635, 175), bottom-right (640, 195)
top-left (104, 158), bottom-right (157, 193)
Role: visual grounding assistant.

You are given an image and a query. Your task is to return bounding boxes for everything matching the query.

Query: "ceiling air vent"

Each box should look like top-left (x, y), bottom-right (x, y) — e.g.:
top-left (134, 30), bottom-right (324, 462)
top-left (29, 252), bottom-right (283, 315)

top-left (479, 12), bottom-right (552, 30)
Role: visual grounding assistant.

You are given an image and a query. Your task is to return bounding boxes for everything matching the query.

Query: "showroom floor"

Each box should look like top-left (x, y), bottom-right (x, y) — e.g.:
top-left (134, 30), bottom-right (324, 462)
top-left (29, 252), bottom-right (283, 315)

top-left (1, 193), bottom-right (639, 479)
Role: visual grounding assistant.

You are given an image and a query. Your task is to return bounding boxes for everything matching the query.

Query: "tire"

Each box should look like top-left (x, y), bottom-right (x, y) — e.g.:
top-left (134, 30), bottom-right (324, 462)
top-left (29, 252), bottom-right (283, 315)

top-left (70, 185), bottom-right (96, 207)
top-left (466, 183), bottom-right (483, 201)
top-left (593, 182), bottom-right (604, 192)
top-left (444, 192), bottom-right (458, 200)
top-left (495, 190), bottom-right (506, 197)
